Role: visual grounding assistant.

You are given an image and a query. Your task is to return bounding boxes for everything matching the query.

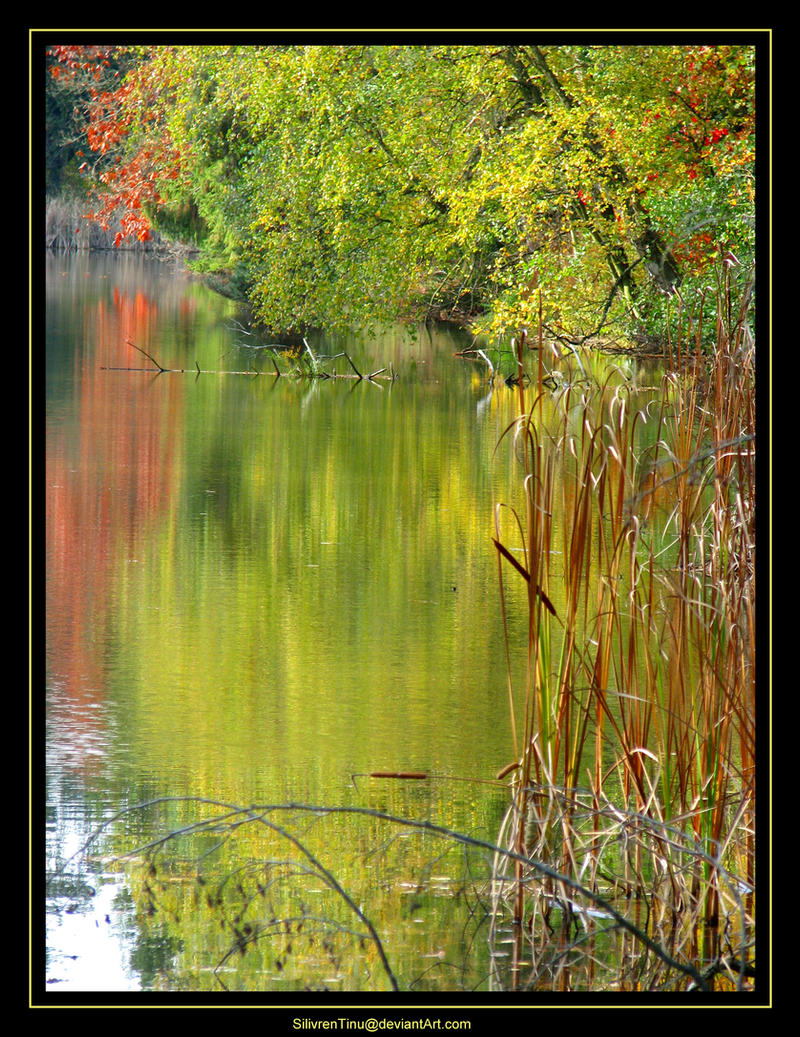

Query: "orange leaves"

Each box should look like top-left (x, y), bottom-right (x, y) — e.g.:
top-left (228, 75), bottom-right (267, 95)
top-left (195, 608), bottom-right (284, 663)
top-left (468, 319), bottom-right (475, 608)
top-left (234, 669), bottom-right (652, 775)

top-left (49, 44), bottom-right (186, 246)
top-left (671, 229), bottom-right (717, 273)
top-left (97, 182), bottom-right (157, 246)
top-left (48, 45), bottom-right (121, 88)
top-left (635, 45), bottom-right (754, 191)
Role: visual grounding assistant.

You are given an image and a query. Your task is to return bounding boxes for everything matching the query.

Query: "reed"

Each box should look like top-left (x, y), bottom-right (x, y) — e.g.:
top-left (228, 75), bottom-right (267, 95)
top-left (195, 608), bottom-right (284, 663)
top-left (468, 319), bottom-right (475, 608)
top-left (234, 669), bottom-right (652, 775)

top-left (45, 192), bottom-right (167, 251)
top-left (491, 277), bottom-right (756, 991)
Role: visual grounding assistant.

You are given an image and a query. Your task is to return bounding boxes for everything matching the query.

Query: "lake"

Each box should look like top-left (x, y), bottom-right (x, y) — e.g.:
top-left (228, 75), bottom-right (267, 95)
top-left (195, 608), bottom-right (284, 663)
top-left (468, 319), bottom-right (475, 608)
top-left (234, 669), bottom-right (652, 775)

top-left (43, 250), bottom-right (757, 999)
top-left (44, 250), bottom-right (542, 995)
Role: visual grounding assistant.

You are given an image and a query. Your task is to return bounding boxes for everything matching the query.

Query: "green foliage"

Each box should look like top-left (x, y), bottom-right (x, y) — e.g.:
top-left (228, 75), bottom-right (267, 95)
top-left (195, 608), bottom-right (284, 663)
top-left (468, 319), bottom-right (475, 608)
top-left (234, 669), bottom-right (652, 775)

top-left (50, 41), bottom-right (757, 343)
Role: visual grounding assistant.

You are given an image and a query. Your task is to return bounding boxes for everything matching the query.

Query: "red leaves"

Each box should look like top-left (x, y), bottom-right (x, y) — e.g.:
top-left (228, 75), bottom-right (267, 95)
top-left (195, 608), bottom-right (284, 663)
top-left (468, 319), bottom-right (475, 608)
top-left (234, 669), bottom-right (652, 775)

top-left (47, 45), bottom-right (122, 84)
top-left (49, 44), bottom-right (186, 246)
top-left (641, 44), bottom-right (753, 188)
top-left (672, 230), bottom-right (716, 272)
top-left (704, 127), bottom-right (729, 146)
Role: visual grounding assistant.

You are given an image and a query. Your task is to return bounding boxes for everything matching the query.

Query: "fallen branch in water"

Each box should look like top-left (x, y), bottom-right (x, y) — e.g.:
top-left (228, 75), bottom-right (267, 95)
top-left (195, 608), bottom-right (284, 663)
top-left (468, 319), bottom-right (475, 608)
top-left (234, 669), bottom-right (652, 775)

top-left (368, 771), bottom-right (428, 780)
top-left (126, 338), bottom-right (168, 372)
top-left (56, 794), bottom-right (719, 993)
top-left (99, 339), bottom-right (397, 382)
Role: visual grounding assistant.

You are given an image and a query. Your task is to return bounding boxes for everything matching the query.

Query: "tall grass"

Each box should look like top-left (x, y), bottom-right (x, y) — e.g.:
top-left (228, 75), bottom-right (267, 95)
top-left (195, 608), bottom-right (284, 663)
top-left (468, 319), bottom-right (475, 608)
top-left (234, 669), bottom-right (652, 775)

top-left (45, 193), bottom-right (173, 252)
top-left (490, 275), bottom-right (756, 991)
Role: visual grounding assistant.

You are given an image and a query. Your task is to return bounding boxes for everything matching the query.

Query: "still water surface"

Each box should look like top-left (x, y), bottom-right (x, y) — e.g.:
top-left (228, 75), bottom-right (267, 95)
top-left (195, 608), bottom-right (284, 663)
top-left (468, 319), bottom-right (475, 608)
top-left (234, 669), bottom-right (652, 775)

top-left (44, 252), bottom-right (534, 994)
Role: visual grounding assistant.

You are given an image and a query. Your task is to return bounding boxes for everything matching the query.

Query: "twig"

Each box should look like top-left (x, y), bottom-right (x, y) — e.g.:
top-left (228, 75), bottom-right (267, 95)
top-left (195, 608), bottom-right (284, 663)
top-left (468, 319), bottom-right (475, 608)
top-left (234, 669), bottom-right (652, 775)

top-left (302, 337), bottom-right (319, 372)
top-left (237, 806), bottom-right (400, 992)
top-left (126, 337), bottom-right (167, 373)
top-left (344, 352), bottom-right (362, 380)
top-left (57, 794), bottom-right (713, 992)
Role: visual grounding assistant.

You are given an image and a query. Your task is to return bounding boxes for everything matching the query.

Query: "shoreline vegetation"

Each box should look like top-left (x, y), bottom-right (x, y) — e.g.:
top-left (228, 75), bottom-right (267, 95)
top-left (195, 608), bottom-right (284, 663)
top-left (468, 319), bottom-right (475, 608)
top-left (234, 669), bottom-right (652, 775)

top-left (43, 43), bottom-right (757, 345)
top-left (45, 192), bottom-right (197, 259)
top-left (45, 192), bottom-right (479, 322)
top-left (488, 280), bottom-right (756, 992)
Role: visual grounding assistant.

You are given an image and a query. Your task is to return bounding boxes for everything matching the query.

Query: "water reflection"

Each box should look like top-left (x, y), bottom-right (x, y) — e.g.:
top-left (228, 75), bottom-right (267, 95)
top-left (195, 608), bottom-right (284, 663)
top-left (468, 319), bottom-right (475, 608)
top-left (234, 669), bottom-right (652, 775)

top-left (44, 252), bottom-right (525, 992)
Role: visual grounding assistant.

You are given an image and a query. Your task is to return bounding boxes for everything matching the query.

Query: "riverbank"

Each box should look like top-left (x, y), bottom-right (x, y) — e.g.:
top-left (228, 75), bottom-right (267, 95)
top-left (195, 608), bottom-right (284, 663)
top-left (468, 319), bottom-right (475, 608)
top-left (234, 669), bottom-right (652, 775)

top-left (45, 193), bottom-right (200, 259)
top-left (41, 193), bottom-right (696, 357)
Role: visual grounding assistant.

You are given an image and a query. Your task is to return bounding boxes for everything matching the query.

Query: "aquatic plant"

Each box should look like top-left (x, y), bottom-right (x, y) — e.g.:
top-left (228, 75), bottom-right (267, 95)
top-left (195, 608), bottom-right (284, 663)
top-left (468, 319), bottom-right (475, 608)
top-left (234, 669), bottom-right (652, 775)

top-left (489, 273), bottom-right (756, 991)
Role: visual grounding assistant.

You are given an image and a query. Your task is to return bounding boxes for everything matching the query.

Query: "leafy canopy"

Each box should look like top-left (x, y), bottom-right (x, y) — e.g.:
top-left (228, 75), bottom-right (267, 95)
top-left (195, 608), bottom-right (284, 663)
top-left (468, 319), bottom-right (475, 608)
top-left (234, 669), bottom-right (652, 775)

top-left (48, 42), bottom-right (756, 343)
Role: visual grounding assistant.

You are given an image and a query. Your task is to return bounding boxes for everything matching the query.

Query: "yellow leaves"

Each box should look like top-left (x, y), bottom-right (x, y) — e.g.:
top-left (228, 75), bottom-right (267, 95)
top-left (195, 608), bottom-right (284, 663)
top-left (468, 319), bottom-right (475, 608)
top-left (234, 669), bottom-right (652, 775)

top-left (80, 43), bottom-right (754, 340)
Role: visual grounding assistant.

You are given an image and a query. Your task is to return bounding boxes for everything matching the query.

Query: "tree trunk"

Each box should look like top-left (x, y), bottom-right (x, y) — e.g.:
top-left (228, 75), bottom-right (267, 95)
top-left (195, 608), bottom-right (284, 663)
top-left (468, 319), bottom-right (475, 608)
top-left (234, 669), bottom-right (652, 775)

top-left (507, 46), bottom-right (683, 314)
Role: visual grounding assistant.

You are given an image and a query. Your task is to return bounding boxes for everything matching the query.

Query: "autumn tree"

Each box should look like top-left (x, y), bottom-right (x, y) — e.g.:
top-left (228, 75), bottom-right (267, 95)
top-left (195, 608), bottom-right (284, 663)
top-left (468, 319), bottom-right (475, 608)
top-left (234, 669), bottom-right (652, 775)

top-left (45, 45), bottom-right (138, 194)
top-left (439, 43), bottom-right (755, 342)
top-left (47, 40), bottom-right (756, 344)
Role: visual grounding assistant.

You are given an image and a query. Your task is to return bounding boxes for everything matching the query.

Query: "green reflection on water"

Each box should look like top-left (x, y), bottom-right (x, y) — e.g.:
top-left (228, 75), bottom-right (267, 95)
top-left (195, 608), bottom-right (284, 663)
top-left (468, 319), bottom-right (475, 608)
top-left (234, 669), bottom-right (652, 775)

top-left (46, 252), bottom-right (525, 992)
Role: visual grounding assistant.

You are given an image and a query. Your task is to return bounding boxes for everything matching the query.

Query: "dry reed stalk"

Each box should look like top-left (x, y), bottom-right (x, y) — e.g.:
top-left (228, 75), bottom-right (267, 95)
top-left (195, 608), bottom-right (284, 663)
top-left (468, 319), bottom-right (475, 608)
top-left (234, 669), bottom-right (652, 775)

top-left (490, 272), bottom-right (756, 990)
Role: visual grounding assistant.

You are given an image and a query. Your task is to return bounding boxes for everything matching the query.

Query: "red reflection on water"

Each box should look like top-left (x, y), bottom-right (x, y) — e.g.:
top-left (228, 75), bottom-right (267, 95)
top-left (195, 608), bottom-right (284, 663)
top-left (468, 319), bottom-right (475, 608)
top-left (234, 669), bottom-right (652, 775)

top-left (47, 273), bottom-right (185, 775)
